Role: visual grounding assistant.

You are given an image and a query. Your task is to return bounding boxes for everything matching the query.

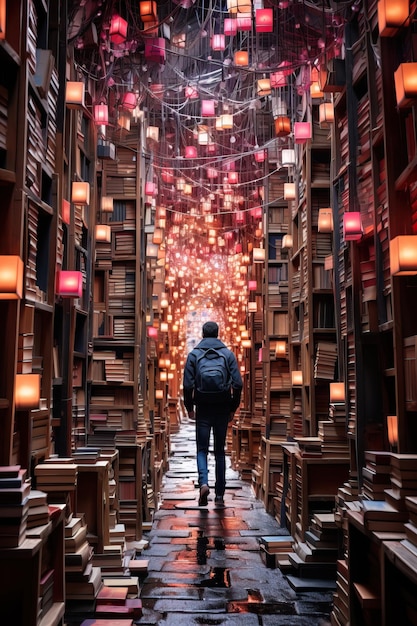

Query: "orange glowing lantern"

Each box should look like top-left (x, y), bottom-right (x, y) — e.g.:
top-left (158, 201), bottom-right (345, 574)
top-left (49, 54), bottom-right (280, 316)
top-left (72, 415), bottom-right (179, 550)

top-left (101, 196), bottom-right (114, 213)
top-left (275, 341), bottom-right (286, 357)
top-left (284, 182), bottom-right (296, 200)
top-left (291, 370), bottom-right (303, 386)
top-left (395, 62), bottom-right (417, 108)
top-left (15, 374), bottom-right (41, 410)
top-left (65, 81), bottom-right (85, 108)
top-left (0, 256), bottom-right (24, 300)
top-left (234, 50), bottom-right (249, 66)
top-left (378, 0), bottom-right (409, 36)
top-left (390, 235), bottom-right (417, 275)
top-left (95, 225), bottom-right (111, 243)
top-left (274, 116), bottom-right (291, 137)
top-left (71, 181), bottom-right (90, 205)
top-left (318, 208), bottom-right (333, 233)
top-left (330, 382), bottom-right (345, 403)
top-left (319, 102), bottom-right (334, 127)
top-left (140, 0), bottom-right (158, 22)
top-left (387, 415), bottom-right (398, 447)
top-left (257, 78), bottom-right (271, 96)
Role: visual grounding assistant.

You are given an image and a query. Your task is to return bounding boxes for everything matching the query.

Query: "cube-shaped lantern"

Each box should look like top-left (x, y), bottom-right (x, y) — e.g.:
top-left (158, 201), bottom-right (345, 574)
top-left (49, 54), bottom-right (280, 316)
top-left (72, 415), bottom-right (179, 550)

top-left (110, 15), bottom-right (128, 44)
top-left (294, 121), bottom-right (312, 143)
top-left (15, 374), bottom-right (41, 410)
top-left (56, 270), bottom-right (83, 298)
top-left (378, 0), bottom-right (409, 36)
top-left (65, 81), bottom-right (85, 108)
top-left (318, 208), bottom-right (333, 233)
top-left (224, 18), bottom-right (237, 35)
top-left (255, 8), bottom-right (273, 32)
top-left (395, 62), bottom-right (417, 108)
top-left (144, 38), bottom-right (166, 63)
top-left (343, 212), bottom-right (363, 241)
top-left (390, 235), bottom-right (417, 275)
top-left (0, 256), bottom-right (24, 300)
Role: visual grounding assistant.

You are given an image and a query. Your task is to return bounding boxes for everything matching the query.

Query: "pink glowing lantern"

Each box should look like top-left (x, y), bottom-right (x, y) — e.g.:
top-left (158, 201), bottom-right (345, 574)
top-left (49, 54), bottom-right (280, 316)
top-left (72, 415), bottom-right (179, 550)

top-left (109, 15), bottom-right (128, 44)
top-left (201, 100), bottom-right (215, 116)
top-left (224, 18), bottom-right (237, 35)
top-left (94, 104), bottom-right (109, 125)
top-left (294, 121), bottom-right (312, 143)
top-left (343, 212), bottom-right (363, 241)
top-left (56, 270), bottom-right (83, 298)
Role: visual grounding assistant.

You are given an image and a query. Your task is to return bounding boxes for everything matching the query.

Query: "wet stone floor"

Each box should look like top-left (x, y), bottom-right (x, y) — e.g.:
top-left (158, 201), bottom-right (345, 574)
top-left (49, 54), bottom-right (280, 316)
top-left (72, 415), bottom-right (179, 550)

top-left (136, 419), bottom-right (334, 626)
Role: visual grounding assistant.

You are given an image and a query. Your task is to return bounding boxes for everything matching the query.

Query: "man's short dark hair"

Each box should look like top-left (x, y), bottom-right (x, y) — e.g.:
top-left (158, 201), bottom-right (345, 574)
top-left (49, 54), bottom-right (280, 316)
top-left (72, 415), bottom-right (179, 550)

top-left (202, 321), bottom-right (219, 338)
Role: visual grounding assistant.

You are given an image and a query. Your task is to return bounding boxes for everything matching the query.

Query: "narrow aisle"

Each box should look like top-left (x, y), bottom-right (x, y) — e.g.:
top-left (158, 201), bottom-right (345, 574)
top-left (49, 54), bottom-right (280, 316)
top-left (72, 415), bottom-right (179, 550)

top-left (137, 418), bottom-right (333, 625)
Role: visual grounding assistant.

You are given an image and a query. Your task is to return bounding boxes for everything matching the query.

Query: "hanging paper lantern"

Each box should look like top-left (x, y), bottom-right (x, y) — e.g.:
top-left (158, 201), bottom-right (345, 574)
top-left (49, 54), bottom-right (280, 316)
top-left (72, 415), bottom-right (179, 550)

top-left (109, 15), bottom-right (128, 44)
top-left (255, 8), bottom-right (273, 32)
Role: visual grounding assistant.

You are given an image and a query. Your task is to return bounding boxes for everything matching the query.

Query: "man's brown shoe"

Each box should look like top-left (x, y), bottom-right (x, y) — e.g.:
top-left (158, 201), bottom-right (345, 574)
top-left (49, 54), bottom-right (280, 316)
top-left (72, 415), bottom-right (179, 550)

top-left (198, 484), bottom-right (210, 506)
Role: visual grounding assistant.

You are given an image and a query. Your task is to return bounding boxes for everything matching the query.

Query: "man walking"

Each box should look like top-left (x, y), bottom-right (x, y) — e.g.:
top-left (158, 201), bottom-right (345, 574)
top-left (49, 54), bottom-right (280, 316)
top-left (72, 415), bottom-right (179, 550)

top-left (183, 321), bottom-right (243, 507)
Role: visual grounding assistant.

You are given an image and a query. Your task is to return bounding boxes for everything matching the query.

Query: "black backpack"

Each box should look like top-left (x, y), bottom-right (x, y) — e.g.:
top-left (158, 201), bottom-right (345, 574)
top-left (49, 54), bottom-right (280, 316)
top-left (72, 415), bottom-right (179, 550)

top-left (194, 347), bottom-right (232, 404)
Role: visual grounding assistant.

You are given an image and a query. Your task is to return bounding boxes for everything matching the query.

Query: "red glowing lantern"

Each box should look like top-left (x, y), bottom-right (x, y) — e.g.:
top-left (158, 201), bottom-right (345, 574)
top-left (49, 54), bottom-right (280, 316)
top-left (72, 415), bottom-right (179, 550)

top-left (343, 212), bottom-right (363, 241)
top-left (206, 168), bottom-right (218, 179)
top-left (254, 150), bottom-right (266, 163)
top-left (56, 270), bottom-right (83, 298)
top-left (255, 8), bottom-right (273, 32)
top-left (161, 168), bottom-right (174, 183)
top-left (109, 15), bottom-right (128, 45)
top-left (121, 92), bottom-right (137, 110)
top-left (248, 280), bottom-right (257, 291)
top-left (228, 172), bottom-right (239, 184)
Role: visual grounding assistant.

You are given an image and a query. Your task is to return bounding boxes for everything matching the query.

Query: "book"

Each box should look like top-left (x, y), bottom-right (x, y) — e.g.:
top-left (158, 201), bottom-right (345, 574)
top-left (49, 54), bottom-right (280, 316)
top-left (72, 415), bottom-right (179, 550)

top-left (0, 465), bottom-right (22, 478)
top-left (0, 482), bottom-right (31, 505)
top-left (0, 468), bottom-right (28, 488)
top-left (65, 540), bottom-right (92, 571)
top-left (97, 585), bottom-right (129, 605)
top-left (65, 524), bottom-right (88, 552)
top-left (361, 499), bottom-right (408, 522)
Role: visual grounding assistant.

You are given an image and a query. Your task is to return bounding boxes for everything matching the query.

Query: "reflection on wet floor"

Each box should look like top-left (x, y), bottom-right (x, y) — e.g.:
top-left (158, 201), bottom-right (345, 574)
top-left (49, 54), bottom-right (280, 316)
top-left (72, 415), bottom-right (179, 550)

top-left (137, 419), bottom-right (333, 625)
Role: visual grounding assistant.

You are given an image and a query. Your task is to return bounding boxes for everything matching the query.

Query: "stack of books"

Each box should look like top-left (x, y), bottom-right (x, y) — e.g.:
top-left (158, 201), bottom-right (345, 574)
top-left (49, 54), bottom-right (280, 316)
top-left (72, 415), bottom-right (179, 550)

top-left (0, 465), bottom-right (30, 548)
top-left (361, 450), bottom-right (391, 501)
top-left (34, 461), bottom-right (78, 500)
top-left (65, 514), bottom-right (101, 600)
top-left (95, 585), bottom-right (143, 620)
top-left (26, 489), bottom-right (49, 528)
top-left (259, 534), bottom-right (294, 569)
top-left (360, 499), bottom-right (408, 533)
top-left (403, 496), bottom-right (417, 557)
top-left (385, 454), bottom-right (417, 512)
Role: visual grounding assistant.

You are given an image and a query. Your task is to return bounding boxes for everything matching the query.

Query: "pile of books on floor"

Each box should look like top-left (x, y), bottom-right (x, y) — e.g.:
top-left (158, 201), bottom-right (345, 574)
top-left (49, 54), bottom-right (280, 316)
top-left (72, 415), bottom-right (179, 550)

top-left (0, 465), bottom-right (31, 548)
top-left (259, 533), bottom-right (294, 569)
top-left (65, 513), bottom-right (103, 601)
top-left (288, 513), bottom-right (340, 579)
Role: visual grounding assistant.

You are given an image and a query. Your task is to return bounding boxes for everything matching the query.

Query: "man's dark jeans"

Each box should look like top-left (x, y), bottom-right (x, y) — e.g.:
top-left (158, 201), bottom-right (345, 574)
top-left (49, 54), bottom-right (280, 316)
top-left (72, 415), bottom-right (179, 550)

top-left (196, 410), bottom-right (229, 497)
